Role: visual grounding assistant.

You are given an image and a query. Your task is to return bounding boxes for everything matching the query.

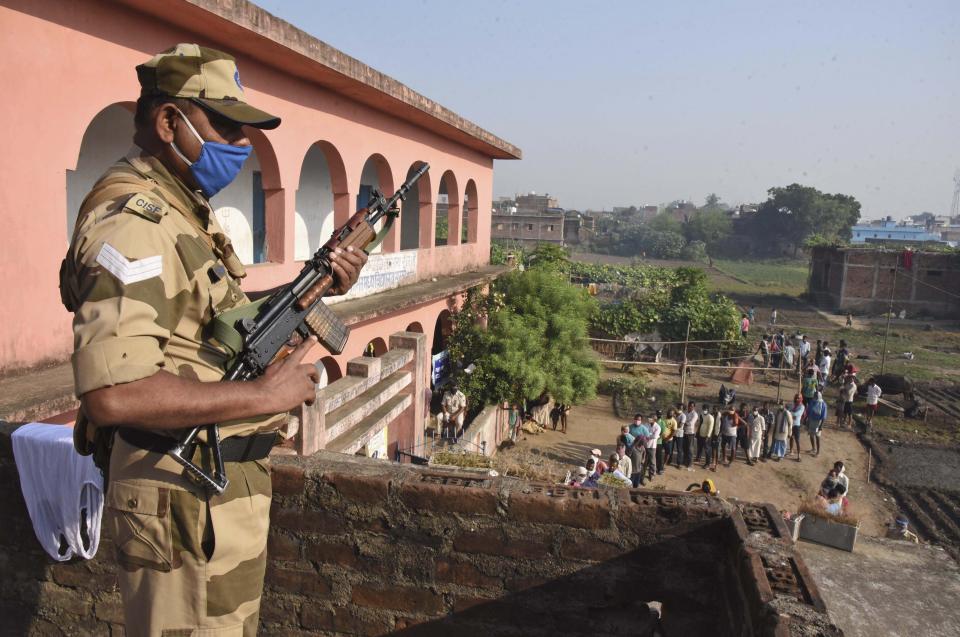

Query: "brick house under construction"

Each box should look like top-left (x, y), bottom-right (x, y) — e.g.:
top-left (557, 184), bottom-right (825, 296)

top-left (808, 246), bottom-right (960, 318)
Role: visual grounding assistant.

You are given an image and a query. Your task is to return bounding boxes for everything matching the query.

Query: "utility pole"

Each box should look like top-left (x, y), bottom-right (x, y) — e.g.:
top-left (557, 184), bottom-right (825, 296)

top-left (879, 252), bottom-right (899, 376)
top-left (679, 322), bottom-right (691, 404)
top-left (776, 351), bottom-right (784, 404)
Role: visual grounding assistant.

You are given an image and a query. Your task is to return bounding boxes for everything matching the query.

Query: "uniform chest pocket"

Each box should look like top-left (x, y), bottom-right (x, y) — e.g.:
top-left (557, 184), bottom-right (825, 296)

top-left (105, 480), bottom-right (173, 572)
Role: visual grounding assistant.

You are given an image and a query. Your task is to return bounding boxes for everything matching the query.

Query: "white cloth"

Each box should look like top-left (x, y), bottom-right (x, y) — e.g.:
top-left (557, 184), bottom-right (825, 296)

top-left (866, 384), bottom-right (883, 405)
top-left (11, 423), bottom-right (103, 561)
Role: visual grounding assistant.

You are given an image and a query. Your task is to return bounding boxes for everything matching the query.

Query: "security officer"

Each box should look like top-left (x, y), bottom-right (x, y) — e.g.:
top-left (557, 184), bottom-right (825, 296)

top-left (60, 44), bottom-right (367, 635)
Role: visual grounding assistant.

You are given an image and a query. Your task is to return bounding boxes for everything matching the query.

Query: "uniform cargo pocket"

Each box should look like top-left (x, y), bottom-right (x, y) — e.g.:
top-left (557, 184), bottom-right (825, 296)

top-left (106, 480), bottom-right (173, 572)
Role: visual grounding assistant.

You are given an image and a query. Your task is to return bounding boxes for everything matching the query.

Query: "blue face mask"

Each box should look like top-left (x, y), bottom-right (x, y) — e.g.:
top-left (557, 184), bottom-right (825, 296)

top-left (170, 108), bottom-right (252, 199)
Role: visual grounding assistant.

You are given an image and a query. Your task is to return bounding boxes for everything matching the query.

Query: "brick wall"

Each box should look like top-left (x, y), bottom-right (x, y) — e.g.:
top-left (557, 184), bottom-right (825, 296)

top-left (810, 247), bottom-right (960, 317)
top-left (0, 423), bottom-right (841, 636)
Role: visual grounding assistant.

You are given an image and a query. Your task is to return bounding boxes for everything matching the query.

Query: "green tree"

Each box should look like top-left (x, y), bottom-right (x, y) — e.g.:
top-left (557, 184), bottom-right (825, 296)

top-left (639, 230), bottom-right (685, 258)
top-left (647, 211), bottom-right (684, 235)
top-left (660, 268), bottom-right (741, 343)
top-left (448, 270), bottom-right (599, 407)
top-left (527, 243), bottom-right (569, 269)
top-left (684, 210), bottom-right (732, 248)
top-left (751, 184), bottom-right (861, 256)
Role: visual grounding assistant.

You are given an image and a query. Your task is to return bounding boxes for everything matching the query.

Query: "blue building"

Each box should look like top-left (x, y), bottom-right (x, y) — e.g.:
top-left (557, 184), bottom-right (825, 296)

top-left (850, 218), bottom-right (944, 244)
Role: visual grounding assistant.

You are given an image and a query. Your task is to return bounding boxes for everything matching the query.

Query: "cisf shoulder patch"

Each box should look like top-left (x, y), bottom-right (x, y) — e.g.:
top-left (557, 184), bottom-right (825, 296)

top-left (122, 192), bottom-right (167, 223)
top-left (96, 242), bottom-right (163, 285)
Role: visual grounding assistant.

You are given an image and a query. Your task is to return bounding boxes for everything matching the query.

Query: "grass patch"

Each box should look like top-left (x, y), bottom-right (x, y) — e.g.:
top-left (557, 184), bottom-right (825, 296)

top-left (710, 259), bottom-right (809, 297)
top-left (869, 415), bottom-right (960, 447)
top-left (829, 325), bottom-right (960, 383)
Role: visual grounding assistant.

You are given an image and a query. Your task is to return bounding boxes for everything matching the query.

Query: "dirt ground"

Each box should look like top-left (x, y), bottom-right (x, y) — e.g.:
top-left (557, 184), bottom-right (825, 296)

top-left (503, 367), bottom-right (899, 537)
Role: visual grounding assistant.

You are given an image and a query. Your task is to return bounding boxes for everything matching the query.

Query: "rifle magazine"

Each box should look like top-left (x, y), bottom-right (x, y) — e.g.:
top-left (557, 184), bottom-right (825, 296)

top-left (305, 301), bottom-right (350, 354)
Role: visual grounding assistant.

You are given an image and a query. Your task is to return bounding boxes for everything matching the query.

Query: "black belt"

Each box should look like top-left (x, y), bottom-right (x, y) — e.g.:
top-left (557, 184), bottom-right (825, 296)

top-left (118, 427), bottom-right (277, 463)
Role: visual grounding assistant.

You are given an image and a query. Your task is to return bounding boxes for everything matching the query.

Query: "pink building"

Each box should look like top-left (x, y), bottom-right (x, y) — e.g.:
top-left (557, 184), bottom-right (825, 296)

top-left (0, 0), bottom-right (519, 459)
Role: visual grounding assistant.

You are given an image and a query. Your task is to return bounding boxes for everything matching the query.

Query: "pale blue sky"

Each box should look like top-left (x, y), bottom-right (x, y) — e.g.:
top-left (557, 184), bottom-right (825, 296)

top-left (259, 0), bottom-right (959, 219)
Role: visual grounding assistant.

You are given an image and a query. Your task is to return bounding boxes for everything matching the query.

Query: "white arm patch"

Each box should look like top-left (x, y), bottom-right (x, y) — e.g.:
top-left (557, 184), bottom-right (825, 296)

top-left (95, 242), bottom-right (163, 285)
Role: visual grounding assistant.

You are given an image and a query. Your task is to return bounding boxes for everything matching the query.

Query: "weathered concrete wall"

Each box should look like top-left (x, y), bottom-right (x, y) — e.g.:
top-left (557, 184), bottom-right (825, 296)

top-left (0, 423), bottom-right (840, 636)
top-left (457, 403), bottom-right (509, 456)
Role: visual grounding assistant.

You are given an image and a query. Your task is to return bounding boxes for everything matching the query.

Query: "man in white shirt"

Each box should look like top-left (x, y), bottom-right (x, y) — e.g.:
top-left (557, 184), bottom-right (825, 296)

top-left (683, 402), bottom-right (698, 468)
top-left (616, 443), bottom-right (633, 480)
top-left (440, 384), bottom-right (467, 440)
top-left (783, 343), bottom-right (796, 376)
top-left (839, 375), bottom-right (858, 428)
top-left (819, 350), bottom-right (832, 387)
top-left (865, 378), bottom-right (883, 426)
top-left (673, 404), bottom-right (686, 469)
top-left (642, 415), bottom-right (661, 484)
top-left (696, 404), bottom-right (715, 466)
top-left (798, 335), bottom-right (811, 371)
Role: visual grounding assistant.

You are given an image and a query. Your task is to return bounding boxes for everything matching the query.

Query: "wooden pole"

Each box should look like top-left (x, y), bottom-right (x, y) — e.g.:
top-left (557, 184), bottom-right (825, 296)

top-left (879, 253), bottom-right (899, 376)
top-left (776, 351), bottom-right (784, 403)
top-left (679, 322), bottom-right (691, 404)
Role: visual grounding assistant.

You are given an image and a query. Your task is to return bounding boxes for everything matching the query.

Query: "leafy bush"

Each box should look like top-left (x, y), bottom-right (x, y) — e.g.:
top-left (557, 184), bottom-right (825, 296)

top-left (448, 269), bottom-right (600, 408)
top-left (490, 243), bottom-right (509, 265)
top-left (681, 240), bottom-right (708, 262)
top-left (639, 230), bottom-right (685, 259)
top-left (599, 377), bottom-right (649, 418)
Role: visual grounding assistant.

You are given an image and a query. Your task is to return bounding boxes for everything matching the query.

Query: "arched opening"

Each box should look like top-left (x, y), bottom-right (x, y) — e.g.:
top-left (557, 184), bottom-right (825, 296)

top-left (295, 141), bottom-right (348, 261)
top-left (435, 170), bottom-right (460, 247)
top-left (66, 102), bottom-right (135, 239)
top-left (463, 179), bottom-right (479, 244)
top-left (358, 154), bottom-right (395, 254)
top-left (211, 151), bottom-right (264, 265)
top-left (316, 355), bottom-right (342, 390)
top-left (432, 310), bottom-right (453, 355)
top-left (400, 161), bottom-right (432, 250)
top-left (211, 126), bottom-right (282, 266)
top-left (431, 309), bottom-right (454, 390)
top-left (363, 337), bottom-right (388, 358)
top-left (406, 321), bottom-right (424, 333)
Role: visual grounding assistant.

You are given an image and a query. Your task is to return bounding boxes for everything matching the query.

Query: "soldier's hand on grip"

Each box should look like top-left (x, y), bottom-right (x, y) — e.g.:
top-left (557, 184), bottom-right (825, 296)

top-left (327, 246), bottom-right (368, 296)
top-left (254, 337), bottom-right (320, 411)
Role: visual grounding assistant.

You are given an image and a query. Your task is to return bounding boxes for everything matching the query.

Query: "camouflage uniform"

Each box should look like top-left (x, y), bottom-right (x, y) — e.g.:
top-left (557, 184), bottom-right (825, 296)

top-left (60, 45), bottom-right (283, 636)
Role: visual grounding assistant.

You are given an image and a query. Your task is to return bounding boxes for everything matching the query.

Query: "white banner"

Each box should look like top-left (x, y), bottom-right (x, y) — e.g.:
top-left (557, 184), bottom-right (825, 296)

top-left (326, 251), bottom-right (418, 303)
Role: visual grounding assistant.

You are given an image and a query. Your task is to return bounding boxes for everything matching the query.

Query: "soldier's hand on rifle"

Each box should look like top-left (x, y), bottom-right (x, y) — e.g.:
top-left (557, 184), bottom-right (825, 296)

top-left (254, 337), bottom-right (320, 411)
top-left (326, 246), bottom-right (368, 296)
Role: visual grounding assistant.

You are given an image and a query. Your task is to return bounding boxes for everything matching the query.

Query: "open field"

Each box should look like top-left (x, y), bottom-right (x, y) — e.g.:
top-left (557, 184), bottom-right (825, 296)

top-left (710, 258), bottom-right (810, 297)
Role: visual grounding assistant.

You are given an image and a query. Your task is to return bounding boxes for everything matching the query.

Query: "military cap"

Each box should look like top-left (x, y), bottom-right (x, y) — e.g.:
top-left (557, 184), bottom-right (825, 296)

top-left (137, 43), bottom-right (280, 130)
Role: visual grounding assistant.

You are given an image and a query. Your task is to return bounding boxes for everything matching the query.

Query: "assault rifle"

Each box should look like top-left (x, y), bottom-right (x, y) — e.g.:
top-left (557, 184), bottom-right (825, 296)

top-left (170, 163), bottom-right (430, 493)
